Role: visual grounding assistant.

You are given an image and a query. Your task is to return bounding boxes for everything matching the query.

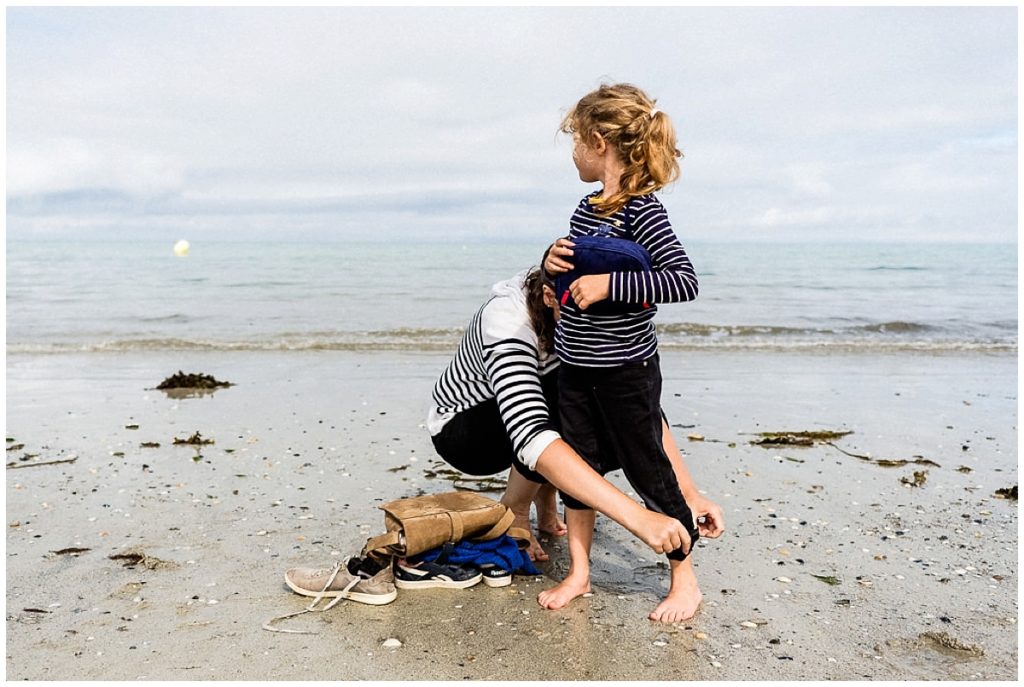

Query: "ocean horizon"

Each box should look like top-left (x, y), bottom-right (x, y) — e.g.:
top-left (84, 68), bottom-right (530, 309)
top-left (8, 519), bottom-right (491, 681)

top-left (6, 239), bottom-right (1017, 355)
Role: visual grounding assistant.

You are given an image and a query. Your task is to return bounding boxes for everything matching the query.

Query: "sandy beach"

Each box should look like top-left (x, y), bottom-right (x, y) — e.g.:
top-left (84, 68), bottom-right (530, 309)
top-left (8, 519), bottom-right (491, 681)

top-left (5, 348), bottom-right (1018, 680)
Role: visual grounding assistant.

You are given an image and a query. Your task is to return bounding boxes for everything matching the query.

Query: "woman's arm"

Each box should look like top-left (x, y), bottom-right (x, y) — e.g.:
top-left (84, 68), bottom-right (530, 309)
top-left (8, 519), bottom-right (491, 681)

top-left (532, 438), bottom-right (691, 555)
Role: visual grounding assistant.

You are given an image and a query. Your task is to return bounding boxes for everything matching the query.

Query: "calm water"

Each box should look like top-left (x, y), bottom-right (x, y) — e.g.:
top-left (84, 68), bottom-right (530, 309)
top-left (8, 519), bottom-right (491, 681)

top-left (5, 240), bottom-right (1017, 354)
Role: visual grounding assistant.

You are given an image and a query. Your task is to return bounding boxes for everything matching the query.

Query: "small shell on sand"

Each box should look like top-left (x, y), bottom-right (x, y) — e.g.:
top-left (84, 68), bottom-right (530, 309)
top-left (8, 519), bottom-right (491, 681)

top-left (740, 621), bottom-right (758, 629)
top-left (382, 638), bottom-right (402, 648)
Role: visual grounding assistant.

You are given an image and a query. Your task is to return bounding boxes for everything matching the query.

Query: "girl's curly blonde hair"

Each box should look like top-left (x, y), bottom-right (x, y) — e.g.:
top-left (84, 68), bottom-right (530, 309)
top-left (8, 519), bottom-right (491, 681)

top-left (561, 83), bottom-right (682, 216)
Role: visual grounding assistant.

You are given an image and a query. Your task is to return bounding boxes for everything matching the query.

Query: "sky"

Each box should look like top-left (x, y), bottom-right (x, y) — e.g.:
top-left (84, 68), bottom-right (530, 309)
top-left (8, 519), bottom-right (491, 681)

top-left (5, 6), bottom-right (1018, 243)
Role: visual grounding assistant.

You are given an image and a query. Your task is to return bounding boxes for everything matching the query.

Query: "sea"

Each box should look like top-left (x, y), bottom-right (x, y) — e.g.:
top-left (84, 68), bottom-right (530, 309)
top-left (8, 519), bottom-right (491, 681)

top-left (4, 240), bottom-right (1018, 355)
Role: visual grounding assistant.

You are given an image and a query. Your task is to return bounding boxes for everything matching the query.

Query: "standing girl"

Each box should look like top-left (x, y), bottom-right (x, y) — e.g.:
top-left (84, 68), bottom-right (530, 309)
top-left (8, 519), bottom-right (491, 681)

top-left (542, 83), bottom-right (704, 623)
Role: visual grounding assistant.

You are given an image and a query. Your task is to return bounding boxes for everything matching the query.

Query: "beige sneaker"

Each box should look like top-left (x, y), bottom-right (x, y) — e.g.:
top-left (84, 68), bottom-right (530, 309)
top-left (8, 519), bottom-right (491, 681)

top-left (284, 557), bottom-right (397, 606)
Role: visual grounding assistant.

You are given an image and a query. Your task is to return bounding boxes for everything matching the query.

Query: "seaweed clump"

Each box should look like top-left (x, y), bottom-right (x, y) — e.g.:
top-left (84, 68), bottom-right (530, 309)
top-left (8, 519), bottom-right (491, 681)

top-left (173, 432), bottom-right (214, 446)
top-left (750, 430), bottom-right (853, 447)
top-left (994, 485), bottom-right (1017, 501)
top-left (156, 371), bottom-right (233, 390)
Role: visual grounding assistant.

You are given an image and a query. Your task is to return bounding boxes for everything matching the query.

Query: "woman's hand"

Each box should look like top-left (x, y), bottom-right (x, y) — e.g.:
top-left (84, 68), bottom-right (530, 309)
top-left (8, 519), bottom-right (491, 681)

top-left (544, 238), bottom-right (575, 274)
top-left (569, 274), bottom-right (610, 310)
top-left (634, 510), bottom-right (692, 555)
top-left (688, 495), bottom-right (725, 538)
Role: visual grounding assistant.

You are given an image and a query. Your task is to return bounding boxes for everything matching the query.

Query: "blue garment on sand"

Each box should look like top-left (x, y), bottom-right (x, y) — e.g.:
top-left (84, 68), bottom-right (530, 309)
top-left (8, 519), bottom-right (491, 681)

top-left (411, 534), bottom-right (541, 576)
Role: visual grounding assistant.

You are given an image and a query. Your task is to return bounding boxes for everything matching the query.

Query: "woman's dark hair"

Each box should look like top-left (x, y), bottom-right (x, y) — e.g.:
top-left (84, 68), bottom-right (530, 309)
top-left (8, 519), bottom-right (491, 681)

top-left (525, 247), bottom-right (557, 355)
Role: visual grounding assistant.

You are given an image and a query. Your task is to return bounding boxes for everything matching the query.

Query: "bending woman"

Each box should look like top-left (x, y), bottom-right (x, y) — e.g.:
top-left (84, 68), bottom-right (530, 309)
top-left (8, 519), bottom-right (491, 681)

top-left (428, 264), bottom-right (724, 621)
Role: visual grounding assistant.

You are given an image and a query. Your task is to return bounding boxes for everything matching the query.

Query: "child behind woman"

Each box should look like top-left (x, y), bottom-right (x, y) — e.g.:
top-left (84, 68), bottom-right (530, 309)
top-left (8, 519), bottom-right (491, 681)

top-left (541, 83), bottom-right (703, 623)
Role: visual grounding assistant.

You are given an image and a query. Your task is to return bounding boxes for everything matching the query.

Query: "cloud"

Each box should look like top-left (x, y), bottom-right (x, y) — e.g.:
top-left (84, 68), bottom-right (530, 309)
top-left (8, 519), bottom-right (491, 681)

top-left (750, 206), bottom-right (835, 228)
top-left (7, 137), bottom-right (185, 197)
top-left (786, 165), bottom-right (833, 198)
top-left (5, 6), bottom-right (1017, 243)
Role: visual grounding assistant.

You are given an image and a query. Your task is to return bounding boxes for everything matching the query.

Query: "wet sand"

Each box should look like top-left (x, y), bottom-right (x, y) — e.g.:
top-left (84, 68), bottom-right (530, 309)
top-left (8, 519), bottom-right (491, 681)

top-left (5, 349), bottom-right (1018, 680)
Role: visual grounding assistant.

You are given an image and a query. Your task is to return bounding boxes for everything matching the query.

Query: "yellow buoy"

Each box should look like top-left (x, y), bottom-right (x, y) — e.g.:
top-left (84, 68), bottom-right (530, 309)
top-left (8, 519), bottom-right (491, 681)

top-left (173, 239), bottom-right (190, 257)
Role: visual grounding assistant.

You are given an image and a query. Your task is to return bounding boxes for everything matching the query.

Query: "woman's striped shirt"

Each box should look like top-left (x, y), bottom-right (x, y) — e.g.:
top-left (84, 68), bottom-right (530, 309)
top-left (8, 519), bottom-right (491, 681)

top-left (554, 192), bottom-right (699, 367)
top-left (428, 271), bottom-right (560, 471)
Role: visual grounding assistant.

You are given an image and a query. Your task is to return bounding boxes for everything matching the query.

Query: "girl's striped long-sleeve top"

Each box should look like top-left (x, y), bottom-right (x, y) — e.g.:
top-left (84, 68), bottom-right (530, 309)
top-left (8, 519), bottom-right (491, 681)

top-left (554, 192), bottom-right (699, 367)
top-left (428, 271), bottom-right (560, 470)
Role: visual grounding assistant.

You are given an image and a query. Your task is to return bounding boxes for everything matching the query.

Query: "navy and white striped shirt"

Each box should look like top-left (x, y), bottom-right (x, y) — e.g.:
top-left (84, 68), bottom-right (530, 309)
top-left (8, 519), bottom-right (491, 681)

top-left (428, 271), bottom-right (560, 470)
top-left (554, 192), bottom-right (698, 367)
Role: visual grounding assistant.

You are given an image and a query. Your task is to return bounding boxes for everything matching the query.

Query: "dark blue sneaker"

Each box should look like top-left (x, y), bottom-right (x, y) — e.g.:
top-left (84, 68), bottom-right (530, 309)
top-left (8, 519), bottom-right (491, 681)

top-left (394, 559), bottom-right (482, 590)
top-left (477, 564), bottom-right (512, 588)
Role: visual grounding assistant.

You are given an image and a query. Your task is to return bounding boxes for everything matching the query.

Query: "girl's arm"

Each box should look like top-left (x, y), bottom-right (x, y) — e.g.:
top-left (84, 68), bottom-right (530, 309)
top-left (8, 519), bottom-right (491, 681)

top-left (609, 197), bottom-right (698, 305)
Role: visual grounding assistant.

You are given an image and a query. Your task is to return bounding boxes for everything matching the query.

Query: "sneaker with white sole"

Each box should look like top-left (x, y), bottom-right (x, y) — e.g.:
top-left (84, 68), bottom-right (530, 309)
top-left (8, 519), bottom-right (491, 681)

top-left (394, 559), bottom-right (483, 589)
top-left (477, 564), bottom-right (513, 588)
top-left (284, 556), bottom-right (397, 605)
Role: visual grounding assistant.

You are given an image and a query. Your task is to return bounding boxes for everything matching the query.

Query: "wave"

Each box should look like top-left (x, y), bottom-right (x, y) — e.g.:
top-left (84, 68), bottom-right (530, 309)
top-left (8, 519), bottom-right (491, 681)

top-left (866, 266), bottom-right (929, 272)
top-left (655, 321), bottom-right (940, 337)
top-left (136, 313), bottom-right (195, 323)
top-left (7, 332), bottom-right (1017, 355)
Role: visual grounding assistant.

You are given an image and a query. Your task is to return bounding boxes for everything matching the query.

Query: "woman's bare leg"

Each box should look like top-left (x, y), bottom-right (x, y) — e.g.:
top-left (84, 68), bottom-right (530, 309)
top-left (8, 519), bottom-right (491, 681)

top-left (534, 482), bottom-right (567, 536)
top-left (500, 466), bottom-right (549, 561)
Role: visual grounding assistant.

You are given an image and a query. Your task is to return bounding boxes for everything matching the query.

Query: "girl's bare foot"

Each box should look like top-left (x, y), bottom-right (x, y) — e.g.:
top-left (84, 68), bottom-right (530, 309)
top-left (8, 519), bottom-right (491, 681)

top-left (537, 574), bottom-right (592, 610)
top-left (649, 558), bottom-right (702, 623)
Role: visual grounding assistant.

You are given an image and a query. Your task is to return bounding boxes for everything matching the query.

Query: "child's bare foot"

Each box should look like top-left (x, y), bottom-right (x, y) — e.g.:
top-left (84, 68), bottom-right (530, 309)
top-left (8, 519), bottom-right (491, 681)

top-left (649, 558), bottom-right (702, 623)
top-left (537, 574), bottom-right (591, 610)
top-left (649, 587), bottom-right (702, 623)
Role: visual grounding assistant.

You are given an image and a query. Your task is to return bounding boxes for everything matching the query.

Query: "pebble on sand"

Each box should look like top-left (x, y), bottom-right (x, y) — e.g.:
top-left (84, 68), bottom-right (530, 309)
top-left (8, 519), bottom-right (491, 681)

top-left (382, 638), bottom-right (402, 648)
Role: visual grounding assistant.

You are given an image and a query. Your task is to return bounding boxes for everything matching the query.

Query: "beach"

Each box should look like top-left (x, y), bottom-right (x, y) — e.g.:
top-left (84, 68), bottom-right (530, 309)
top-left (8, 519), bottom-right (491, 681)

top-left (6, 348), bottom-right (1018, 680)
top-left (6, 4), bottom-right (1019, 681)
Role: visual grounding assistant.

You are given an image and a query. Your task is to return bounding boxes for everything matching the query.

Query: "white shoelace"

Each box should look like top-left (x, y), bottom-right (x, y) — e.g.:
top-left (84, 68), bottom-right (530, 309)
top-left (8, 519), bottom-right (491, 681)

top-left (262, 559), bottom-right (361, 634)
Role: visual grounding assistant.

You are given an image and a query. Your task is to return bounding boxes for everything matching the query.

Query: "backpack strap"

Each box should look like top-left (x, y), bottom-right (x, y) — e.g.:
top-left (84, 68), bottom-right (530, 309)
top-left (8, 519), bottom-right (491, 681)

top-left (361, 531), bottom-right (401, 558)
top-left (446, 511), bottom-right (466, 542)
top-left (506, 526), bottom-right (533, 549)
top-left (472, 508), bottom-right (516, 541)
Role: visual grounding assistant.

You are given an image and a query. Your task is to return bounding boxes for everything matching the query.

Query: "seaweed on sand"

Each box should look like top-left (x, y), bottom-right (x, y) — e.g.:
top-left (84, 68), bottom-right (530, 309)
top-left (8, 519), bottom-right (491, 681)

top-left (900, 470), bottom-right (929, 487)
top-left (994, 485), bottom-right (1017, 500)
top-left (108, 548), bottom-right (178, 570)
top-left (173, 432), bottom-right (214, 446)
top-left (421, 464), bottom-right (507, 493)
top-left (156, 371), bottom-right (233, 390)
top-left (828, 442), bottom-right (941, 469)
top-left (750, 430), bottom-right (853, 447)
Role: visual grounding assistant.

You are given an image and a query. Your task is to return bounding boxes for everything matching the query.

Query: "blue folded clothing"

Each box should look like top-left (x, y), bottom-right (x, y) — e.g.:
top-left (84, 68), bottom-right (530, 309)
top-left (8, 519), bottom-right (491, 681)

top-left (411, 534), bottom-right (541, 576)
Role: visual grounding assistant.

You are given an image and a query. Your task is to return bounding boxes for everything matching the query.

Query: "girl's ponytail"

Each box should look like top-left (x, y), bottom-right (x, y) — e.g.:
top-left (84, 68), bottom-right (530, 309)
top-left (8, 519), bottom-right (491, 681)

top-left (562, 84), bottom-right (682, 216)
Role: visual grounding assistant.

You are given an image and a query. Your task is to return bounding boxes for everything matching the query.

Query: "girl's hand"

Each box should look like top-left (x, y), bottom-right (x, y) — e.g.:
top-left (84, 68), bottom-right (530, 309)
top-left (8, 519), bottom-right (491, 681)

top-left (544, 238), bottom-right (575, 274)
top-left (688, 495), bottom-right (725, 538)
top-left (569, 274), bottom-right (610, 310)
